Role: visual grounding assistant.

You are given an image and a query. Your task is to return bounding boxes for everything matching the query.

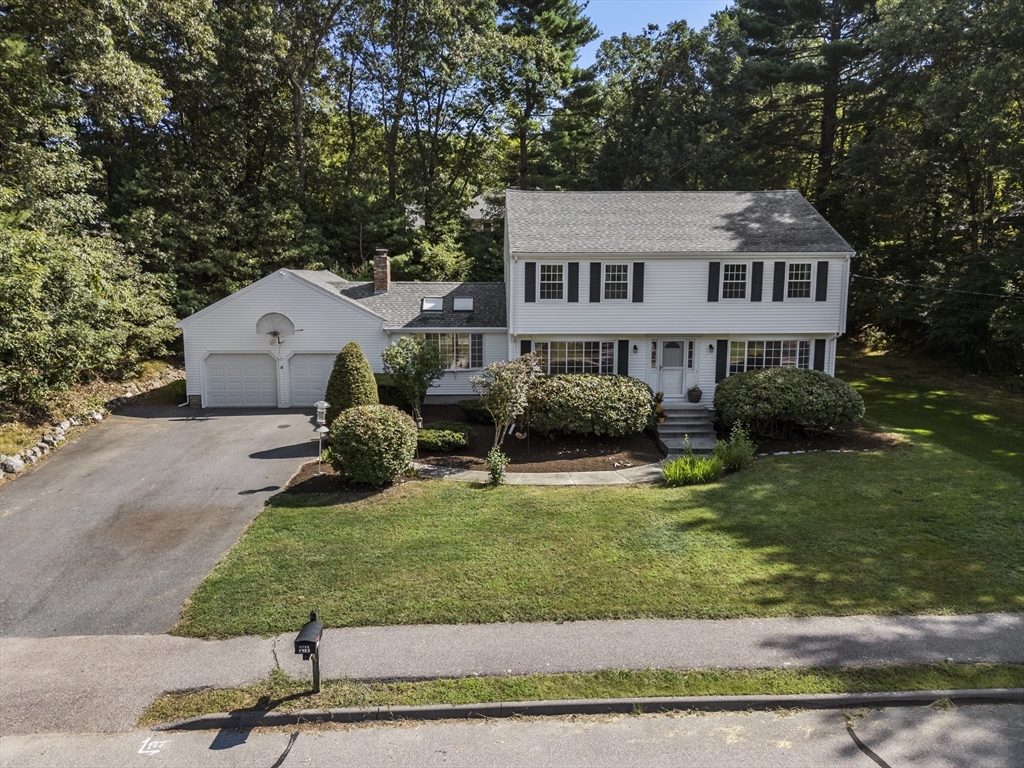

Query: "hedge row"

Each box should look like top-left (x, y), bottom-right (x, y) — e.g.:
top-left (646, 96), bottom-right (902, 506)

top-left (527, 375), bottom-right (653, 437)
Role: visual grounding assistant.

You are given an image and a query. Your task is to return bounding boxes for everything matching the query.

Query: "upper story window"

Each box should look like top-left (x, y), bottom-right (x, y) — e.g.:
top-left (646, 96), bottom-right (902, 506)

top-left (421, 297), bottom-right (443, 311)
top-left (787, 263), bottom-right (812, 299)
top-left (539, 264), bottom-right (563, 300)
top-left (604, 264), bottom-right (629, 300)
top-left (722, 264), bottom-right (747, 299)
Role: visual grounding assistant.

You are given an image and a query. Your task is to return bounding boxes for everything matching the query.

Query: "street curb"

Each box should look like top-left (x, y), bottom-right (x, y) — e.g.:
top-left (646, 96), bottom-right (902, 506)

top-left (156, 688), bottom-right (1024, 731)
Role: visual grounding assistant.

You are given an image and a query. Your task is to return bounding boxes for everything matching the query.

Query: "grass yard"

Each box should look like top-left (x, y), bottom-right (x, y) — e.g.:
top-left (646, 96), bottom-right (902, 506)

top-left (141, 663), bottom-right (1024, 726)
top-left (174, 346), bottom-right (1023, 638)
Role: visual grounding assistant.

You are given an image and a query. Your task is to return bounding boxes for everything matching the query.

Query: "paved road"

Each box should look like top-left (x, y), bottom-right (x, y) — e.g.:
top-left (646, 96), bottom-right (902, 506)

top-left (2, 705), bottom-right (1022, 767)
top-left (2, 613), bottom-right (1021, 735)
top-left (0, 406), bottom-right (318, 637)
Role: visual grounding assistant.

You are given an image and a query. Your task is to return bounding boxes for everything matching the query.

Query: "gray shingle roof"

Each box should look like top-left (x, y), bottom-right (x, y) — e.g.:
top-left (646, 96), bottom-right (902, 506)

top-left (291, 271), bottom-right (506, 329)
top-left (505, 189), bottom-right (853, 254)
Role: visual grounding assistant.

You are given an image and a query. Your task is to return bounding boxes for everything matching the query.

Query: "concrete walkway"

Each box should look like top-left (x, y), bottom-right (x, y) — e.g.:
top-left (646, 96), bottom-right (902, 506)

top-left (2, 613), bottom-right (1020, 734)
top-left (414, 461), bottom-right (665, 485)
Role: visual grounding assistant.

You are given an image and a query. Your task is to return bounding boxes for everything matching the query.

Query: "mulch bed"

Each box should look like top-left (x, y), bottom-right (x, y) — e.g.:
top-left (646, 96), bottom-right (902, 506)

top-left (281, 405), bottom-right (908, 494)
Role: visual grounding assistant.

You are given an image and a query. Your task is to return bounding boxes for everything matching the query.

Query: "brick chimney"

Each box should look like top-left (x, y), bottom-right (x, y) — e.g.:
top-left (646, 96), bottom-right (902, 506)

top-left (373, 248), bottom-right (390, 294)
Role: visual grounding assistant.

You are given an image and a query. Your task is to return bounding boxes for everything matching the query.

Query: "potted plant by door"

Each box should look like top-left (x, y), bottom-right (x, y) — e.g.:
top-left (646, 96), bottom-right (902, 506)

top-left (687, 385), bottom-right (703, 403)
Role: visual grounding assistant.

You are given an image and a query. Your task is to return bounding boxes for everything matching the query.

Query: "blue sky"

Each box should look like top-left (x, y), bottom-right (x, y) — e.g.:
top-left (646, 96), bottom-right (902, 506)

top-left (577, 0), bottom-right (733, 68)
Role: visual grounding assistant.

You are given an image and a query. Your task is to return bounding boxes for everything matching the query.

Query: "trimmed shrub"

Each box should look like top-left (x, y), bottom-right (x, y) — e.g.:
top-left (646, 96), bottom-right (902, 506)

top-left (662, 455), bottom-right (725, 486)
top-left (714, 368), bottom-right (865, 439)
top-left (328, 404), bottom-right (416, 487)
top-left (458, 398), bottom-right (494, 424)
top-left (325, 342), bottom-right (378, 425)
top-left (418, 421), bottom-right (475, 453)
top-left (374, 373), bottom-right (408, 409)
top-left (712, 423), bottom-right (757, 472)
top-left (528, 375), bottom-right (653, 437)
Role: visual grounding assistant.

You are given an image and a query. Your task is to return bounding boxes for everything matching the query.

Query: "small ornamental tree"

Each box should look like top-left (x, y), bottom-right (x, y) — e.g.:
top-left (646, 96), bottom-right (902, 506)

top-left (381, 337), bottom-right (445, 422)
top-left (324, 342), bottom-right (378, 425)
top-left (471, 353), bottom-right (541, 447)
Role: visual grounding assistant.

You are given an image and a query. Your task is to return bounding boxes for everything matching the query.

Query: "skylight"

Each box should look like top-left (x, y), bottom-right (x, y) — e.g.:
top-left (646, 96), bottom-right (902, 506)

top-left (421, 297), bottom-right (443, 311)
top-left (453, 298), bottom-right (474, 311)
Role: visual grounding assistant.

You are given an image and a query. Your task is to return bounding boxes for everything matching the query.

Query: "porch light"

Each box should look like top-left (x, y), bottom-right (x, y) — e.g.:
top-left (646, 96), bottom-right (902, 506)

top-left (708, 344), bottom-right (715, 353)
top-left (632, 344), bottom-right (638, 354)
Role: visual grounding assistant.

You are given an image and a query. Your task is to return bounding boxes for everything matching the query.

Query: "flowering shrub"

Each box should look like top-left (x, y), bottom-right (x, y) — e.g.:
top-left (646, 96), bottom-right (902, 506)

top-left (471, 354), bottom-right (541, 447)
top-left (528, 375), bottom-right (653, 437)
top-left (485, 447), bottom-right (509, 485)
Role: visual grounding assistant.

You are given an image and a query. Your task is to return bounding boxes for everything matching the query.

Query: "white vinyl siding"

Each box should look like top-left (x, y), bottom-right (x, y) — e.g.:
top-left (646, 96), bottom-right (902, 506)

top-left (509, 257), bottom-right (849, 337)
top-left (424, 332), bottom-right (507, 397)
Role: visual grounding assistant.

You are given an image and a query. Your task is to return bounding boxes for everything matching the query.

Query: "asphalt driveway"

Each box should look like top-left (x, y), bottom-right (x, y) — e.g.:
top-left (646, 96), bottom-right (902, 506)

top-left (0, 406), bottom-right (319, 637)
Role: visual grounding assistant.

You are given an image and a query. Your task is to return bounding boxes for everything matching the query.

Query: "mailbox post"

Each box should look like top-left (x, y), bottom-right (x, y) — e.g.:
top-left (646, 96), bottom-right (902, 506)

top-left (314, 401), bottom-right (330, 476)
top-left (294, 610), bottom-right (324, 693)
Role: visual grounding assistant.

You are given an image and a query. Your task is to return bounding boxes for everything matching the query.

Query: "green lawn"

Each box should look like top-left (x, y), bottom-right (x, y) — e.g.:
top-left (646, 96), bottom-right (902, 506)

top-left (140, 663), bottom-right (1024, 726)
top-left (837, 348), bottom-right (1022, 479)
top-left (174, 347), bottom-right (1023, 638)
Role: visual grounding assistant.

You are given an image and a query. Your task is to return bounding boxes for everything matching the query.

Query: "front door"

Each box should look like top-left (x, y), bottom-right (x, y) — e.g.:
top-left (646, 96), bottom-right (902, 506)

top-left (658, 340), bottom-right (695, 397)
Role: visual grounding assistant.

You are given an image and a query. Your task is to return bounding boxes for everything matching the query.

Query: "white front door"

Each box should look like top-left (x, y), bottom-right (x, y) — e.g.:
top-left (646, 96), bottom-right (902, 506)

top-left (660, 341), bottom-right (685, 396)
top-left (658, 340), bottom-right (696, 397)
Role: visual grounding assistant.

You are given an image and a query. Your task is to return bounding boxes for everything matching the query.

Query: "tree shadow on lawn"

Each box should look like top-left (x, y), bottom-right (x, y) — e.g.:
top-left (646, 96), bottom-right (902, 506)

top-left (638, 449), bottom-right (1024, 619)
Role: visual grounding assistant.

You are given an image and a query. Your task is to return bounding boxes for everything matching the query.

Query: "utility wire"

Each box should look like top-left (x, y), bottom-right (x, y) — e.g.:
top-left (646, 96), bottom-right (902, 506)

top-left (851, 273), bottom-right (1024, 302)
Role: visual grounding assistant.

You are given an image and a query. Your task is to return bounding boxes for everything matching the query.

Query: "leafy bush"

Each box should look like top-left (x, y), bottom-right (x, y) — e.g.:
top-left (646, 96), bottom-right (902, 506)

top-left (374, 373), bottom-right (408, 409)
top-left (328, 405), bottom-right (416, 487)
top-left (458, 398), bottom-right (494, 424)
top-left (418, 421), bottom-right (475, 452)
top-left (168, 379), bottom-right (186, 399)
top-left (381, 337), bottom-right (445, 421)
top-left (485, 447), bottom-right (509, 485)
top-left (528, 375), bottom-right (653, 437)
top-left (714, 368), bottom-right (865, 438)
top-left (712, 423), bottom-right (757, 472)
top-left (662, 455), bottom-right (724, 486)
top-left (325, 342), bottom-right (378, 425)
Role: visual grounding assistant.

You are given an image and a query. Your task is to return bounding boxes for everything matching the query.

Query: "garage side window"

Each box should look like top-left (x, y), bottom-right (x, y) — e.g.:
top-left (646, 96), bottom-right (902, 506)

top-left (420, 333), bottom-right (483, 370)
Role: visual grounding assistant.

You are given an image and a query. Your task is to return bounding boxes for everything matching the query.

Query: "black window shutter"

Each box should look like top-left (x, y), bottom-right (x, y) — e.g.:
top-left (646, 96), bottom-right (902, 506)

top-left (813, 339), bottom-right (826, 370)
top-left (715, 340), bottom-right (729, 382)
top-left (772, 261), bottom-right (786, 301)
top-left (750, 261), bottom-right (764, 302)
top-left (520, 339), bottom-right (532, 356)
top-left (524, 262), bottom-right (536, 303)
top-left (617, 340), bottom-right (629, 376)
top-left (707, 262), bottom-right (720, 302)
top-left (632, 262), bottom-right (644, 303)
top-left (567, 262), bottom-right (579, 302)
top-left (815, 261), bottom-right (829, 301)
top-left (589, 262), bottom-right (602, 302)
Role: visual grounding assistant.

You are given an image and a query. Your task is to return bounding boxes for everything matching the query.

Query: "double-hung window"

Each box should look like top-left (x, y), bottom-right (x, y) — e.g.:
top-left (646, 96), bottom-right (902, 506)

top-left (722, 264), bottom-right (747, 299)
top-left (787, 263), bottom-right (813, 299)
top-left (729, 340), bottom-right (810, 374)
top-left (604, 264), bottom-right (629, 300)
top-left (420, 333), bottom-right (483, 370)
top-left (534, 341), bottom-right (615, 375)
top-left (539, 264), bottom-right (564, 300)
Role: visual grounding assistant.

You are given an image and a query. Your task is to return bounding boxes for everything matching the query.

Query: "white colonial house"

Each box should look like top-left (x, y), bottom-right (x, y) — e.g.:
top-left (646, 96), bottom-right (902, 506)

top-left (176, 189), bottom-right (852, 413)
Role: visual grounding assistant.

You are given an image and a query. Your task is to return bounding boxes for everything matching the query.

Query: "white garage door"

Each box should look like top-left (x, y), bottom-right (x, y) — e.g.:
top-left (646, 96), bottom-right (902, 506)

top-left (289, 354), bottom-right (336, 407)
top-left (206, 354), bottom-right (278, 407)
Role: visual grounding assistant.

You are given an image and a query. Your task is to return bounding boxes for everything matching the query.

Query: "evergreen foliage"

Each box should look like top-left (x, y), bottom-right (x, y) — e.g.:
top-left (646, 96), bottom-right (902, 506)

top-left (528, 375), bottom-right (653, 437)
top-left (324, 342), bottom-right (379, 425)
top-left (328, 404), bottom-right (417, 487)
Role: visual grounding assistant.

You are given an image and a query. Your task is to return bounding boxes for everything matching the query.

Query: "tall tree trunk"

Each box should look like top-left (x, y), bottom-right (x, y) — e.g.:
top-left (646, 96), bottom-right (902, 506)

top-left (290, 73), bottom-right (307, 193)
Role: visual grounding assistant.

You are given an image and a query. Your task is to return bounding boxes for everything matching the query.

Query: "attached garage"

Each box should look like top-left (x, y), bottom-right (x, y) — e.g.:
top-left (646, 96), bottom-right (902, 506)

top-left (205, 354), bottom-right (278, 407)
top-left (288, 353), bottom-right (335, 407)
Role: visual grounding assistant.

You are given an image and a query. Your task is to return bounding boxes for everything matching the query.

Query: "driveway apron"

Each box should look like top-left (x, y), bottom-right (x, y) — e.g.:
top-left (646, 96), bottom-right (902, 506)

top-left (0, 406), bottom-right (317, 637)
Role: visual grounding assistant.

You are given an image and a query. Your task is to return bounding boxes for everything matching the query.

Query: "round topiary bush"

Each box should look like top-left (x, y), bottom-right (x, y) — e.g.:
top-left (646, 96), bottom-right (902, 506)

top-left (528, 374), bottom-right (653, 437)
top-left (328, 404), bottom-right (416, 486)
top-left (325, 342), bottom-right (378, 425)
top-left (714, 368), bottom-right (865, 438)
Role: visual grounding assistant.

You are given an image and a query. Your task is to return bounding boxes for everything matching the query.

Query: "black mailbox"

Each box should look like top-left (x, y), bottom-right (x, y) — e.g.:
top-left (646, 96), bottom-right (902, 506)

top-left (294, 610), bottom-right (323, 660)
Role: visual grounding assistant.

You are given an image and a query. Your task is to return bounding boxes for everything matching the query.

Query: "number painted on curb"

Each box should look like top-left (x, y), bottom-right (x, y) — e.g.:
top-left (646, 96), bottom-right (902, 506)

top-left (139, 737), bottom-right (169, 755)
